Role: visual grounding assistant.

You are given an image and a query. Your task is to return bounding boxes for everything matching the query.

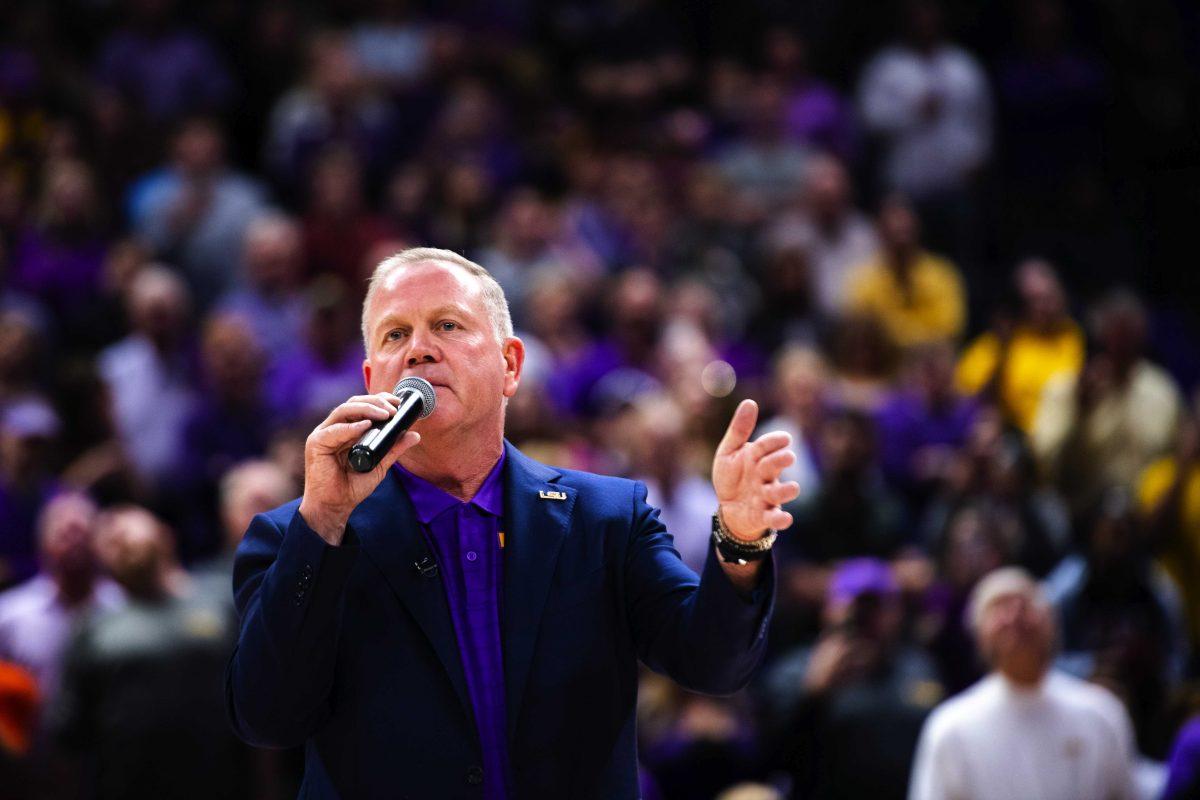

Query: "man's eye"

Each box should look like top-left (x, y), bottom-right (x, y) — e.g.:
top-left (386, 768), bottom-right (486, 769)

top-left (386, 330), bottom-right (405, 341)
top-left (440, 321), bottom-right (458, 331)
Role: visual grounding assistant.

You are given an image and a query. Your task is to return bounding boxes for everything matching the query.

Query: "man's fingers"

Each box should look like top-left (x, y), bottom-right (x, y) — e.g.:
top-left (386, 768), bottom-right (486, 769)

top-left (765, 507), bottom-right (793, 530)
top-left (323, 401), bottom-right (395, 427)
top-left (750, 430), bottom-right (792, 459)
top-left (763, 480), bottom-right (801, 505)
top-left (716, 399), bottom-right (759, 456)
top-left (311, 419), bottom-right (374, 452)
top-left (319, 395), bottom-right (398, 428)
top-left (756, 448), bottom-right (796, 480)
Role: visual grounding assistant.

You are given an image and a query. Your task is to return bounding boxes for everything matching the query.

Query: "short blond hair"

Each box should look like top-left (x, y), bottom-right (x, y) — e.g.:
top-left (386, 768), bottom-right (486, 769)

top-left (361, 247), bottom-right (513, 354)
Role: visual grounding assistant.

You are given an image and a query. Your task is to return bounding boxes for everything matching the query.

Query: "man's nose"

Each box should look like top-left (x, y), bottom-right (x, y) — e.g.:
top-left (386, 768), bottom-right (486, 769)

top-left (405, 329), bottom-right (439, 366)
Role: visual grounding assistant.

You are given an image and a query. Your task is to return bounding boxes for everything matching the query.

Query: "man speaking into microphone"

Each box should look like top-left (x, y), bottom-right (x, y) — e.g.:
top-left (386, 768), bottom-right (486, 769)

top-left (226, 248), bottom-right (800, 798)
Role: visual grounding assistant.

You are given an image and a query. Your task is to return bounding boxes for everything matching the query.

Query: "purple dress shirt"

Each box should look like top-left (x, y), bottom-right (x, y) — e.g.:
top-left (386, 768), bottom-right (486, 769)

top-left (395, 453), bottom-right (510, 798)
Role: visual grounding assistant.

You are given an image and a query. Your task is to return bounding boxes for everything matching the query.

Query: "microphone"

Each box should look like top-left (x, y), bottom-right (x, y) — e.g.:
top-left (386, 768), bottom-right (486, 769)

top-left (347, 376), bottom-right (437, 473)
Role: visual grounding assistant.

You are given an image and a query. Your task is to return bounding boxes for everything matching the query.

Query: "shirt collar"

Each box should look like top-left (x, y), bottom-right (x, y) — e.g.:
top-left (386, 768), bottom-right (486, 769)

top-left (394, 449), bottom-right (506, 524)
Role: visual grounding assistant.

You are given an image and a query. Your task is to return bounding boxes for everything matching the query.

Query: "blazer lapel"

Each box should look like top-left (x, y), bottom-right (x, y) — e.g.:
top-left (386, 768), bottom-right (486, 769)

top-left (351, 472), bottom-right (474, 727)
top-left (501, 441), bottom-right (575, 743)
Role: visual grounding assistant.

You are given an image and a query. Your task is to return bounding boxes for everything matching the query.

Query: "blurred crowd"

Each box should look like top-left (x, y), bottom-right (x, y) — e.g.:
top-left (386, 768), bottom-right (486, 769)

top-left (1, 0), bottom-right (1200, 798)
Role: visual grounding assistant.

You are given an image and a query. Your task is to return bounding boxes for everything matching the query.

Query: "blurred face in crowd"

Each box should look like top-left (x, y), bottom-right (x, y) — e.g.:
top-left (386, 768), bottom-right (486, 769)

top-left (497, 189), bottom-right (554, 255)
top-left (98, 507), bottom-right (174, 599)
top-left (202, 313), bottom-right (264, 401)
top-left (244, 218), bottom-right (303, 293)
top-left (0, 396), bottom-right (60, 484)
top-left (39, 494), bottom-right (100, 591)
top-left (743, 78), bottom-right (787, 141)
top-left (805, 156), bottom-right (851, 226)
top-left (0, 310), bottom-right (39, 383)
top-left (41, 159), bottom-right (96, 228)
top-left (820, 412), bottom-right (875, 476)
top-left (310, 34), bottom-right (361, 103)
top-left (127, 269), bottom-right (189, 345)
top-left (685, 166), bottom-right (730, 222)
top-left (310, 149), bottom-right (365, 216)
top-left (975, 577), bottom-right (1055, 685)
top-left (1094, 297), bottom-right (1146, 369)
top-left (826, 590), bottom-right (903, 650)
top-left (524, 271), bottom-right (580, 338)
top-left (220, 461), bottom-right (294, 549)
top-left (306, 278), bottom-right (355, 359)
top-left (878, 195), bottom-right (920, 257)
top-left (362, 259), bottom-right (523, 442)
top-left (773, 346), bottom-right (826, 425)
top-left (173, 119), bottom-right (224, 177)
top-left (764, 245), bottom-right (813, 305)
top-left (611, 269), bottom-right (664, 350)
top-left (1016, 259), bottom-right (1066, 331)
top-left (905, 0), bottom-right (945, 51)
top-left (912, 340), bottom-right (957, 405)
top-left (1086, 491), bottom-right (1140, 582)
top-left (942, 507), bottom-right (1007, 590)
top-left (630, 396), bottom-right (687, 479)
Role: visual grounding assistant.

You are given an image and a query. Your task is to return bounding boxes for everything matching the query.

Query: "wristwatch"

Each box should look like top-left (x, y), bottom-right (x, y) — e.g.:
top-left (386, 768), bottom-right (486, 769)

top-left (711, 508), bottom-right (777, 565)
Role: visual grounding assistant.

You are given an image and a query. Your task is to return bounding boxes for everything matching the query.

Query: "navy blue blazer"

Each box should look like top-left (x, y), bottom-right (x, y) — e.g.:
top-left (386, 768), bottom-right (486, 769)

top-left (226, 441), bottom-right (775, 799)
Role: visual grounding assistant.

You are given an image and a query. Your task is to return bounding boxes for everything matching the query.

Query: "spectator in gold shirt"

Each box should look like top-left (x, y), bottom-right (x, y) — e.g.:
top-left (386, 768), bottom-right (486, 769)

top-left (955, 259), bottom-right (1084, 432)
top-left (844, 194), bottom-right (966, 349)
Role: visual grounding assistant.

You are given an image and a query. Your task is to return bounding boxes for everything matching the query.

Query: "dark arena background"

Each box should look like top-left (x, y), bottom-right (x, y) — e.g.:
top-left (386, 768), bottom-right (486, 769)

top-left (2, 0), bottom-right (1200, 798)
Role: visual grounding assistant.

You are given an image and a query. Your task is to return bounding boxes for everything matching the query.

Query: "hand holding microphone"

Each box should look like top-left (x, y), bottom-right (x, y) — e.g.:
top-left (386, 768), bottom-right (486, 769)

top-left (299, 378), bottom-right (437, 546)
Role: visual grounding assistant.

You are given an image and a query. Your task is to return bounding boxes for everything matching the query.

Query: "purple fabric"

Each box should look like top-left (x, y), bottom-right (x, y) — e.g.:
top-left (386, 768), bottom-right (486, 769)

top-left (395, 452), bottom-right (510, 799)
top-left (267, 344), bottom-right (364, 426)
top-left (96, 30), bottom-right (232, 121)
top-left (874, 391), bottom-right (978, 489)
top-left (10, 226), bottom-right (107, 320)
top-left (785, 80), bottom-right (856, 162)
top-left (0, 477), bottom-right (60, 588)
top-left (1165, 716), bottom-right (1200, 799)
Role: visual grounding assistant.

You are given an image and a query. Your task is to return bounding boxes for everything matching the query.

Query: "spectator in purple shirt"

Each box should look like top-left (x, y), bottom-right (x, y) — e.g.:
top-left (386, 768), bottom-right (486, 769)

top-left (0, 399), bottom-right (63, 590)
top-left (95, 0), bottom-right (233, 124)
top-left (178, 312), bottom-right (274, 560)
top-left (875, 340), bottom-right (979, 510)
top-left (264, 31), bottom-right (400, 204)
top-left (268, 276), bottom-right (365, 428)
top-left (217, 214), bottom-right (308, 367)
top-left (763, 26), bottom-right (857, 162)
top-left (9, 159), bottom-right (108, 331)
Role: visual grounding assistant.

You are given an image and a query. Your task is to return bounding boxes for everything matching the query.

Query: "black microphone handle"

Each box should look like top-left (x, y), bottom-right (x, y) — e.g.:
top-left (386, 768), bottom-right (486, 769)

top-left (347, 388), bottom-right (425, 473)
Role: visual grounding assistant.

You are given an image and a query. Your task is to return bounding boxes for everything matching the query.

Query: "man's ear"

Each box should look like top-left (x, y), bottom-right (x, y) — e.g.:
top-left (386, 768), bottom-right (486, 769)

top-left (502, 337), bottom-right (525, 398)
top-left (363, 360), bottom-right (372, 392)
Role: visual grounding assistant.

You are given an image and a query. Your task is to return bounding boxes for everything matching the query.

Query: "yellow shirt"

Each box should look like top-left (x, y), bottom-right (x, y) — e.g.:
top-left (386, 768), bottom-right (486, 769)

top-left (955, 323), bottom-right (1085, 432)
top-left (1033, 361), bottom-right (1180, 499)
top-left (844, 252), bottom-right (966, 348)
top-left (1138, 458), bottom-right (1200, 643)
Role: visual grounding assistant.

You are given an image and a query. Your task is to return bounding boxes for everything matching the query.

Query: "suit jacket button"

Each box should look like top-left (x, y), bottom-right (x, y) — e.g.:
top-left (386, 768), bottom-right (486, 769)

top-left (466, 765), bottom-right (483, 785)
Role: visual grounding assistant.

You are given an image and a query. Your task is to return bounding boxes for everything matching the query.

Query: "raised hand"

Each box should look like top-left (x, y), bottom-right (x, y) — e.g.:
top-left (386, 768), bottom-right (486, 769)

top-left (712, 399), bottom-right (801, 541)
top-left (299, 393), bottom-right (422, 545)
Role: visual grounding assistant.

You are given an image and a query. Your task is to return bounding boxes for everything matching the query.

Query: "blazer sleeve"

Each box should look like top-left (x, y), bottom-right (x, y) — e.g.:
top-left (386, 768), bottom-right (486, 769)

top-left (225, 504), bottom-right (360, 748)
top-left (622, 480), bottom-right (775, 695)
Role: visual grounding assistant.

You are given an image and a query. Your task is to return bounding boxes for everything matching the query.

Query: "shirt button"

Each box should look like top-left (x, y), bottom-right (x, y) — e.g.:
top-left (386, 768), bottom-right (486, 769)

top-left (466, 551), bottom-right (477, 562)
top-left (466, 765), bottom-right (483, 785)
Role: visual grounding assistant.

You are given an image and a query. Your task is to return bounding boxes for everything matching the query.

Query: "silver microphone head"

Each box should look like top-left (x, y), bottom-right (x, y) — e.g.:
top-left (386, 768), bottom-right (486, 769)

top-left (392, 376), bottom-right (437, 418)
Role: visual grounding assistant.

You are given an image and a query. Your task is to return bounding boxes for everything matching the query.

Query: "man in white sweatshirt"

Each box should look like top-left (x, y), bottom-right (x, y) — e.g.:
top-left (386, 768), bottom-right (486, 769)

top-left (909, 566), bottom-right (1137, 800)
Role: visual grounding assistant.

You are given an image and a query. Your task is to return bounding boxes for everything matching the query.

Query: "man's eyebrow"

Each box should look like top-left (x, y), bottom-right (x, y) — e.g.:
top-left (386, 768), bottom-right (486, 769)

top-left (373, 305), bottom-right (474, 332)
